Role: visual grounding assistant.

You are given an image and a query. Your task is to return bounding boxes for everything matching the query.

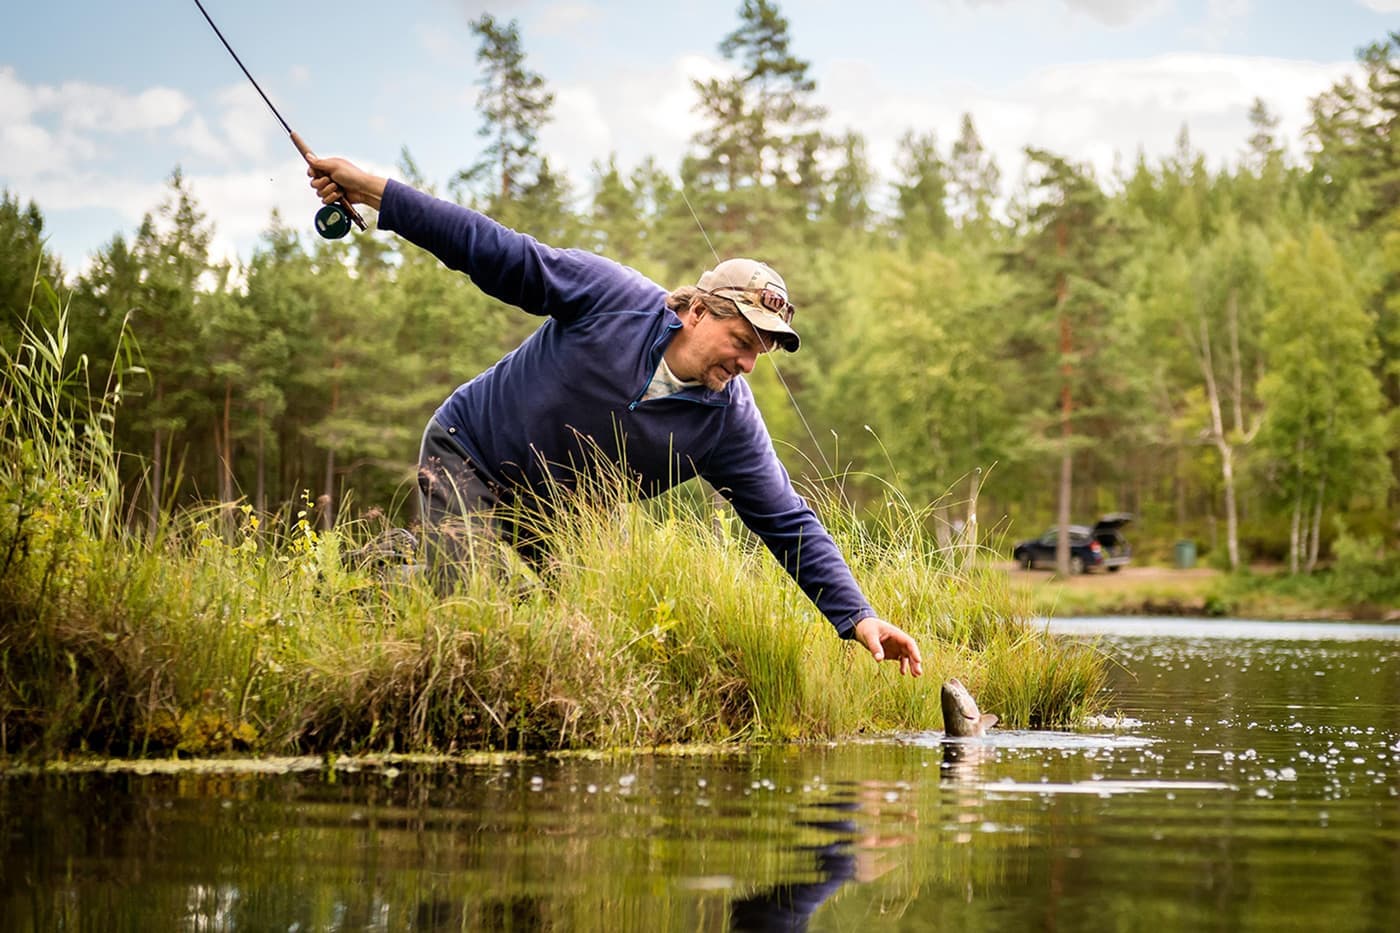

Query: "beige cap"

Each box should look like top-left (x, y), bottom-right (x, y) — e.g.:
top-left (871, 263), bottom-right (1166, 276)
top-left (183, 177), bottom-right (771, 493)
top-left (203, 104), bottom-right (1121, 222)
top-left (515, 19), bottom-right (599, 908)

top-left (696, 258), bottom-right (800, 352)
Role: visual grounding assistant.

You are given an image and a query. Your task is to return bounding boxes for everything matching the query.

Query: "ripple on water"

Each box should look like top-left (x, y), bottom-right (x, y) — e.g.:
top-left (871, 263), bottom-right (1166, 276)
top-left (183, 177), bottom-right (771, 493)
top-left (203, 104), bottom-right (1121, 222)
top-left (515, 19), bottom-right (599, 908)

top-left (895, 730), bottom-right (1157, 751)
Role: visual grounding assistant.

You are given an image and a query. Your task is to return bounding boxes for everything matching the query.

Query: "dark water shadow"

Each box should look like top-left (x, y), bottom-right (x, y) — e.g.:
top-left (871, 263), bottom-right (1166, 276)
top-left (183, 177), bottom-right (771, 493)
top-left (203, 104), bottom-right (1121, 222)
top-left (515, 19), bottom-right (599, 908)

top-left (728, 798), bottom-right (858, 932)
top-left (728, 778), bottom-right (916, 933)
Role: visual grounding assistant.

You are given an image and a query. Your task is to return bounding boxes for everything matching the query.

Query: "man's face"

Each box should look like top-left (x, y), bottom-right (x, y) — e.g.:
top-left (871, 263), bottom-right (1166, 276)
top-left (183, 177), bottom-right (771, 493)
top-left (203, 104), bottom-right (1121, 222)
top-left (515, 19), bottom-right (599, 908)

top-left (673, 307), bottom-right (774, 391)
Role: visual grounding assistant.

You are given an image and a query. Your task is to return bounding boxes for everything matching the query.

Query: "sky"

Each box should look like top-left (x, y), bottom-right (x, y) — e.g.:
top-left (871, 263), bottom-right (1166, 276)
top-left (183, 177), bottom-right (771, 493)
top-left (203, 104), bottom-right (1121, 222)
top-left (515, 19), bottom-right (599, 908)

top-left (3, 0), bottom-right (1398, 278)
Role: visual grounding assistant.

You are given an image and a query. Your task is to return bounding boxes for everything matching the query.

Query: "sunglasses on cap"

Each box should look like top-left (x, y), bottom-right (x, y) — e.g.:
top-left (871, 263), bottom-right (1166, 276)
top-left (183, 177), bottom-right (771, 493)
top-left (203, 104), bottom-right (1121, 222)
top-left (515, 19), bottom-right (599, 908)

top-left (704, 285), bottom-right (797, 325)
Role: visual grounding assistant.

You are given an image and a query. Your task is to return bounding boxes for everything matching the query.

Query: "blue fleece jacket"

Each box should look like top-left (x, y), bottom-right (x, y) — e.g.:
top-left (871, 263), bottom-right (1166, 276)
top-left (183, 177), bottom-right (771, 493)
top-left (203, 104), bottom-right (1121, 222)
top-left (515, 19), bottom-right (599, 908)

top-left (379, 180), bottom-right (874, 637)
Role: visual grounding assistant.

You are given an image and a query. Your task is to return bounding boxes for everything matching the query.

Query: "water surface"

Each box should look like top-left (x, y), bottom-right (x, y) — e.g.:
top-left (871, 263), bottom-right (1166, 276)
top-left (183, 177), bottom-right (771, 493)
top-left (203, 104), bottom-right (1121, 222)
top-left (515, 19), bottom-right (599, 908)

top-left (3, 618), bottom-right (1398, 931)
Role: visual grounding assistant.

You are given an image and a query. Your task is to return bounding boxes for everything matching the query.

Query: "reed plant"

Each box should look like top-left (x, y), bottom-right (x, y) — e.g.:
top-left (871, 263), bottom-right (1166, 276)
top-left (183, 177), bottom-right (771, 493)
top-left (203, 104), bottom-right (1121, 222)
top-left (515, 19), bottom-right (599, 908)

top-left (1, 292), bottom-right (1106, 759)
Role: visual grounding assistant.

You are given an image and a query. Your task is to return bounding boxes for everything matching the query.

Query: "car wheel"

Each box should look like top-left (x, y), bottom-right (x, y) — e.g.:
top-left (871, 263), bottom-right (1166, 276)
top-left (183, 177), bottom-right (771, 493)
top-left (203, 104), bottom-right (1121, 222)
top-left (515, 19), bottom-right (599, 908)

top-left (1069, 555), bottom-right (1086, 575)
top-left (1107, 565), bottom-right (1122, 573)
top-left (1021, 554), bottom-right (1034, 570)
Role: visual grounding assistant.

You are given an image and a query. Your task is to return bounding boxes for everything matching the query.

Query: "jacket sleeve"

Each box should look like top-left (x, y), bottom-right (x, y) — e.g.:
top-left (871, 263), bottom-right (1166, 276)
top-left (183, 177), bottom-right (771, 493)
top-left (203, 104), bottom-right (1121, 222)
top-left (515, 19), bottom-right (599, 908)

top-left (377, 180), bottom-right (666, 322)
top-left (703, 386), bottom-right (875, 638)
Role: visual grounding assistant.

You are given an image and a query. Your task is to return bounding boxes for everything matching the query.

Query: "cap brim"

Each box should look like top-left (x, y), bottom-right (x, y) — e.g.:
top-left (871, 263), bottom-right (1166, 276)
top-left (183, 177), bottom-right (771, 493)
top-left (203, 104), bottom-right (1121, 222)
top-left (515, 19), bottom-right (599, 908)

top-left (736, 304), bottom-right (800, 352)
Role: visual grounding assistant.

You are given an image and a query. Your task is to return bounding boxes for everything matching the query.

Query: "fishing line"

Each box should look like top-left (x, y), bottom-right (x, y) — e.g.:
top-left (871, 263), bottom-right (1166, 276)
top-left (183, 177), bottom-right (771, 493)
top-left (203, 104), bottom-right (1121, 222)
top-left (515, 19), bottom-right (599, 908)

top-left (678, 186), bottom-right (846, 502)
top-left (190, 0), bottom-right (365, 239)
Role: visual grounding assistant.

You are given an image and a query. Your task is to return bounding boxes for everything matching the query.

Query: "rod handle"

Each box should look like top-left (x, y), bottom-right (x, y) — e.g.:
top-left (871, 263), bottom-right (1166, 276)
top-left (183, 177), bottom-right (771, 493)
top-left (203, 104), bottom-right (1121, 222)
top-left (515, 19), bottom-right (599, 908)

top-left (291, 131), bottom-right (368, 232)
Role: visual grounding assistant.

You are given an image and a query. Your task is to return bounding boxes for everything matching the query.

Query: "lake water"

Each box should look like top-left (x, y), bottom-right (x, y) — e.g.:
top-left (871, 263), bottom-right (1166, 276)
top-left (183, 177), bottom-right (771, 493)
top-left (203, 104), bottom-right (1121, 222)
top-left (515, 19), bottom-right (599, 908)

top-left (3, 617), bottom-right (1399, 932)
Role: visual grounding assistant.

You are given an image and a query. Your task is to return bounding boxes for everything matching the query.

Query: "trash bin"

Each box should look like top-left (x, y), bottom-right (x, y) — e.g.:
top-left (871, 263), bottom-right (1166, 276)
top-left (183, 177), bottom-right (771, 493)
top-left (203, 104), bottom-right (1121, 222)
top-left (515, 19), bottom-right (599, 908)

top-left (1174, 540), bottom-right (1197, 569)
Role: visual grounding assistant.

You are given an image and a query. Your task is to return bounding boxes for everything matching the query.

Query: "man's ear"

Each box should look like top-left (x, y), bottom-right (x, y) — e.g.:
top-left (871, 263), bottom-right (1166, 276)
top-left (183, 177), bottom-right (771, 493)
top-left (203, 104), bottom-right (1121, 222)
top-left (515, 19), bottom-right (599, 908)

top-left (689, 299), bottom-right (706, 320)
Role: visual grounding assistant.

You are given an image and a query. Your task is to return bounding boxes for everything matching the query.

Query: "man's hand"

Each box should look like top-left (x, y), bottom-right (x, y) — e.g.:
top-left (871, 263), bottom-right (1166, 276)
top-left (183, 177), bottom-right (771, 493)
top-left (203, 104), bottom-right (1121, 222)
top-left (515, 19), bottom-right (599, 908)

top-left (853, 617), bottom-right (923, 677)
top-left (307, 157), bottom-right (388, 211)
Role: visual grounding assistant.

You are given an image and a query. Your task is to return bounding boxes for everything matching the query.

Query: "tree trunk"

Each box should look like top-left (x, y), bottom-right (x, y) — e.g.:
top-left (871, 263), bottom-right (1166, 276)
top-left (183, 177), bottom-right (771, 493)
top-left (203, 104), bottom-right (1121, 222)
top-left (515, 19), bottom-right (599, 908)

top-left (321, 376), bottom-right (340, 531)
top-left (1305, 477), bottom-right (1326, 574)
top-left (220, 378), bottom-right (235, 538)
top-left (1195, 310), bottom-right (1242, 570)
top-left (322, 447), bottom-right (336, 531)
top-left (1175, 448), bottom-right (1187, 534)
top-left (255, 399), bottom-right (267, 517)
top-left (1219, 443), bottom-right (1240, 571)
top-left (150, 425), bottom-right (163, 541)
top-left (1054, 221), bottom-right (1073, 577)
top-left (1227, 289), bottom-right (1245, 434)
top-left (965, 468), bottom-right (981, 554)
top-left (149, 380), bottom-right (164, 540)
top-left (1289, 496), bottom-right (1302, 575)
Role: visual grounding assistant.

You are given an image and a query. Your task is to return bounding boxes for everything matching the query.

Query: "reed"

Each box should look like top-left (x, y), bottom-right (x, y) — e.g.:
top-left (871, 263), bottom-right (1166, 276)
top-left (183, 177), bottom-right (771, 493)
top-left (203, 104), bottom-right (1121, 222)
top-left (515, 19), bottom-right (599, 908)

top-left (1, 294), bottom-right (1106, 759)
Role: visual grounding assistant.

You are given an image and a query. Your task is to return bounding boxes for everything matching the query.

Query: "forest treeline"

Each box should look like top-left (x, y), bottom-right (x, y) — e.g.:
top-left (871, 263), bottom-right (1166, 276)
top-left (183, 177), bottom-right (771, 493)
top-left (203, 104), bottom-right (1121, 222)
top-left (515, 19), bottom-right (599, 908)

top-left (3, 3), bottom-right (1397, 576)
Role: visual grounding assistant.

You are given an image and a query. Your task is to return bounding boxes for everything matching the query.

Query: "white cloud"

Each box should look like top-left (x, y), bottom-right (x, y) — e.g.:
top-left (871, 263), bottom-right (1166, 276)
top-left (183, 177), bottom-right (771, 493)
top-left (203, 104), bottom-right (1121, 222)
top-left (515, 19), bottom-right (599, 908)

top-left (0, 123), bottom-right (61, 178)
top-left (46, 82), bottom-right (190, 133)
top-left (17, 170), bottom-right (169, 219)
top-left (1062, 0), bottom-right (1170, 27)
top-left (0, 69), bottom-right (194, 185)
top-left (532, 1), bottom-right (599, 37)
top-left (965, 0), bottom-right (1169, 27)
top-left (823, 51), bottom-right (1358, 210)
top-left (172, 114), bottom-right (227, 163)
top-left (538, 52), bottom-right (730, 195)
top-left (1357, 0), bottom-right (1400, 11)
top-left (213, 82), bottom-right (282, 164)
top-left (0, 66), bottom-right (37, 124)
top-left (520, 46), bottom-right (1360, 219)
top-left (1023, 52), bottom-right (1354, 167)
top-left (543, 86), bottom-right (613, 180)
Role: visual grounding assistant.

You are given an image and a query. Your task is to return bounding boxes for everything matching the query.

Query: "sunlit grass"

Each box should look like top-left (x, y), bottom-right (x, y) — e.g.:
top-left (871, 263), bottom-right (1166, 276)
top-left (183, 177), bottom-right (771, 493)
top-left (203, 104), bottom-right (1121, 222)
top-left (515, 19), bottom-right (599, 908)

top-left (1, 289), bottom-right (1107, 759)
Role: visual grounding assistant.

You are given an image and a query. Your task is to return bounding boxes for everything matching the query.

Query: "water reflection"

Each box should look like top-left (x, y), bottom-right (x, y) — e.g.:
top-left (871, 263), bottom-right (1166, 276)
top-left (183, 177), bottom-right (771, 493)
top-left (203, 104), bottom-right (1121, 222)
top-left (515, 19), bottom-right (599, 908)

top-left (731, 779), bottom-right (918, 931)
top-left (939, 739), bottom-right (993, 782)
top-left (729, 799), bottom-right (859, 931)
top-left (3, 619), bottom-right (1399, 931)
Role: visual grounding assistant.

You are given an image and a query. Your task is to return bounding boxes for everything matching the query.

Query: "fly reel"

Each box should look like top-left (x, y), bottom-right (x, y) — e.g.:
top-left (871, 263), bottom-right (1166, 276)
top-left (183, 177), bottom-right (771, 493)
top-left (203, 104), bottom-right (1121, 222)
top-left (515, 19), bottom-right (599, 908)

top-left (315, 203), bottom-right (354, 239)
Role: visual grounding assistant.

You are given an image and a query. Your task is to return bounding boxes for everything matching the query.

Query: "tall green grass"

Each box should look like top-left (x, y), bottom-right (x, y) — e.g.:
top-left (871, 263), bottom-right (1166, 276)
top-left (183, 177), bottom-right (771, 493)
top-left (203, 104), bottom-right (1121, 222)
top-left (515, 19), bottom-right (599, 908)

top-left (1, 289), bottom-right (1106, 759)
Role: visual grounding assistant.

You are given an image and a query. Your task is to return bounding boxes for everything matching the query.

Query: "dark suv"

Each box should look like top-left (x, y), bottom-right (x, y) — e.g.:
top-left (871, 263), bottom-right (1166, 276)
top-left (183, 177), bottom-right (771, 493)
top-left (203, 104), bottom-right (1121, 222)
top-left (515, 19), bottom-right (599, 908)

top-left (1013, 513), bottom-right (1133, 574)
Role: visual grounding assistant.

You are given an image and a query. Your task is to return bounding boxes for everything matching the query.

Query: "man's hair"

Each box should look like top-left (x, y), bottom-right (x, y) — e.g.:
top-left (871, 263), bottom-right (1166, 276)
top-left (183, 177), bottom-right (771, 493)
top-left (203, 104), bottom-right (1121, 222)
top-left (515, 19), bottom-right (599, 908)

top-left (666, 286), bottom-right (740, 319)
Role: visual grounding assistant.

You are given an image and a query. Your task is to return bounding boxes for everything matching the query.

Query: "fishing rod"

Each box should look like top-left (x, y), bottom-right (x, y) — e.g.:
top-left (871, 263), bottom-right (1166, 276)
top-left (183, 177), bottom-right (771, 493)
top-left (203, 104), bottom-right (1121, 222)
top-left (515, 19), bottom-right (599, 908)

top-left (190, 0), bottom-right (365, 239)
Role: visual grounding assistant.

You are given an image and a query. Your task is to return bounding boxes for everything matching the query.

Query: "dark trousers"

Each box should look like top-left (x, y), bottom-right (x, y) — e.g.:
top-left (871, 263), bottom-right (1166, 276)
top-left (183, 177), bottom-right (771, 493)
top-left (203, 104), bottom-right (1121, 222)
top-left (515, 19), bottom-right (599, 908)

top-left (416, 417), bottom-right (548, 589)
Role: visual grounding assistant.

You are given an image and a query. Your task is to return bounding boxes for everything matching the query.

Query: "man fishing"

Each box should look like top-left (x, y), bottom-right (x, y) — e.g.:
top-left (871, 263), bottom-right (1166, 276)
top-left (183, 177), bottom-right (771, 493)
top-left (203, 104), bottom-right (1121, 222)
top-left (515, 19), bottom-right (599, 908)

top-left (307, 156), bottom-right (923, 677)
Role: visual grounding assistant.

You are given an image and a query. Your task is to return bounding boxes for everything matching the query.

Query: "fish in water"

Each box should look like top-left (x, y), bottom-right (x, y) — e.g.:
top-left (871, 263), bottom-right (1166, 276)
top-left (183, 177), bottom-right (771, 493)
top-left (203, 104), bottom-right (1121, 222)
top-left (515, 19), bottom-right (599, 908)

top-left (940, 678), bottom-right (998, 738)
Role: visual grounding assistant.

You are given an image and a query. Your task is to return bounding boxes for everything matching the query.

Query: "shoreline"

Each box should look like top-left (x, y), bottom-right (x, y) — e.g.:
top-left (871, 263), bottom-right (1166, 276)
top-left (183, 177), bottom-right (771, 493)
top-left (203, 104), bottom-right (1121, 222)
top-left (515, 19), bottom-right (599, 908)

top-left (1002, 562), bottom-right (1400, 623)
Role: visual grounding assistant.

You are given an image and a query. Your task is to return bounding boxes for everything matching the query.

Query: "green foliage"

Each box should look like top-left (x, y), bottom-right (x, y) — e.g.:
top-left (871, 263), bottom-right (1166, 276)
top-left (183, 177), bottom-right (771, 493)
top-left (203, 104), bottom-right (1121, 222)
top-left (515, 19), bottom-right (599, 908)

top-left (1256, 225), bottom-right (1390, 570)
top-left (0, 190), bottom-right (66, 353)
top-left (1326, 523), bottom-right (1400, 606)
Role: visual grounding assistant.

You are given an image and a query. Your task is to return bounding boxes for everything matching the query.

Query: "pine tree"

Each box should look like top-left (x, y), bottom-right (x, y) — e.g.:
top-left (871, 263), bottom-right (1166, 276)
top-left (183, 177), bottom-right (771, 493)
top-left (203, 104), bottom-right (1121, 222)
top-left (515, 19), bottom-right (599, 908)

top-left (689, 0), bottom-right (826, 250)
top-left (455, 14), bottom-right (556, 221)
top-left (948, 114), bottom-right (1002, 241)
top-left (826, 130), bottom-right (874, 236)
top-left (1007, 149), bottom-right (1129, 574)
top-left (0, 192), bottom-right (66, 352)
top-left (92, 170), bottom-right (216, 534)
top-left (891, 130), bottom-right (950, 248)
